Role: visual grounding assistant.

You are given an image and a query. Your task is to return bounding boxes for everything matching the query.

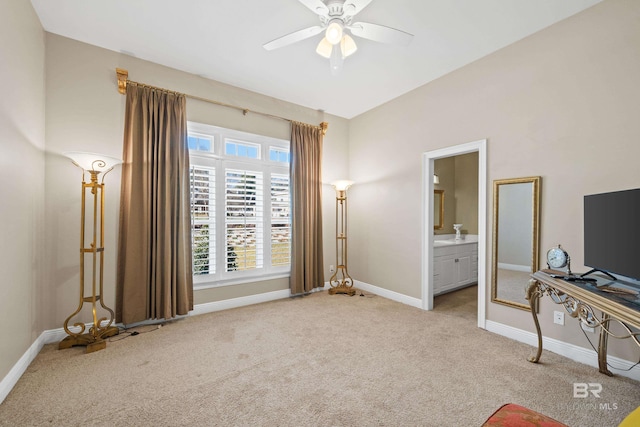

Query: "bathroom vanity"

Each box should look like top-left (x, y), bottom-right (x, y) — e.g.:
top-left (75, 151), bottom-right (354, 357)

top-left (433, 235), bottom-right (478, 295)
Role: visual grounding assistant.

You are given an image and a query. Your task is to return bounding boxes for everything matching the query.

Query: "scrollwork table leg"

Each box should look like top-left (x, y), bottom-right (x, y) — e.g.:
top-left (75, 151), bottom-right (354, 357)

top-left (597, 313), bottom-right (614, 376)
top-left (526, 279), bottom-right (543, 363)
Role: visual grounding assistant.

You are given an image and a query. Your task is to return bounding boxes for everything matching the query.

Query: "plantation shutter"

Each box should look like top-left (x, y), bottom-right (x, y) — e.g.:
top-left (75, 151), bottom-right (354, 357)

top-left (190, 165), bottom-right (216, 275)
top-left (225, 169), bottom-right (264, 271)
top-left (271, 173), bottom-right (291, 267)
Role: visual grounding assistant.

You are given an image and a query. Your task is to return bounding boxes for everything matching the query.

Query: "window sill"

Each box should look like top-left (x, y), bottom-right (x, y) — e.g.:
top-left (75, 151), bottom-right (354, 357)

top-left (193, 273), bottom-right (290, 290)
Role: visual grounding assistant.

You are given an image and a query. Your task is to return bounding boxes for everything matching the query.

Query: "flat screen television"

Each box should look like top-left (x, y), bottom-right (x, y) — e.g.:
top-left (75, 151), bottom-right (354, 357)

top-left (584, 188), bottom-right (640, 281)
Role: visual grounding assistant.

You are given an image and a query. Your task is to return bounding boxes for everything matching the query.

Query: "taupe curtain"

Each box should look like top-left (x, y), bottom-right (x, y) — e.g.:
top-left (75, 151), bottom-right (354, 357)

top-left (116, 83), bottom-right (193, 325)
top-left (289, 122), bottom-right (324, 295)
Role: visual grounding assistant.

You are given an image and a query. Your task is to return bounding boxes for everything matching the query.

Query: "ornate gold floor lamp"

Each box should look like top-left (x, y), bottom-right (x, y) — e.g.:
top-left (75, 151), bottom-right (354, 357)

top-left (59, 152), bottom-right (121, 353)
top-left (328, 180), bottom-right (356, 296)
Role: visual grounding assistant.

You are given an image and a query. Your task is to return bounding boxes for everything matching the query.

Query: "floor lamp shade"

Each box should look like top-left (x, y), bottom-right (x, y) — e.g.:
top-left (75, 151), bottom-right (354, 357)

top-left (64, 151), bottom-right (122, 174)
top-left (59, 152), bottom-right (122, 353)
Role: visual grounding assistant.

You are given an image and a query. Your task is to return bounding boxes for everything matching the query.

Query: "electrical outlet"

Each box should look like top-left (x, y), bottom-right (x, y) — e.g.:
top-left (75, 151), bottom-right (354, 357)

top-left (581, 321), bottom-right (595, 333)
top-left (553, 311), bottom-right (565, 325)
top-left (329, 265), bottom-right (335, 273)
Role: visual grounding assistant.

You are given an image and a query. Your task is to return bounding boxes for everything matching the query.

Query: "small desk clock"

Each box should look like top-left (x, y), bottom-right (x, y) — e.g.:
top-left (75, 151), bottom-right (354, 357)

top-left (546, 244), bottom-right (569, 271)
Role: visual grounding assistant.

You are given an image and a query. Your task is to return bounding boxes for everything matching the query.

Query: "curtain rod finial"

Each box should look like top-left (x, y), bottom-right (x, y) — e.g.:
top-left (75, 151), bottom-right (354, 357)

top-left (320, 122), bottom-right (329, 136)
top-left (116, 68), bottom-right (128, 94)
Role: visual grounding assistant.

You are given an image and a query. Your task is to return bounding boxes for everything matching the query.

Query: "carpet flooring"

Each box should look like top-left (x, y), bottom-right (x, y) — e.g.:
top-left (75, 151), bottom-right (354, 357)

top-left (1, 286), bottom-right (638, 426)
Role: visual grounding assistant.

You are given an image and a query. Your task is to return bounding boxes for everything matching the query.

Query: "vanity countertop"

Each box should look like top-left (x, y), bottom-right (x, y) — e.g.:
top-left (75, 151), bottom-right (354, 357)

top-left (434, 234), bottom-right (478, 247)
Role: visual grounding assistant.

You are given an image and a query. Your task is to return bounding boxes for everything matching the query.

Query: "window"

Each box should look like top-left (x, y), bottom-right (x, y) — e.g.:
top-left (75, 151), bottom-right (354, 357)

top-left (226, 140), bottom-right (260, 159)
top-left (188, 134), bottom-right (213, 152)
top-left (269, 147), bottom-right (290, 163)
top-left (188, 122), bottom-right (290, 288)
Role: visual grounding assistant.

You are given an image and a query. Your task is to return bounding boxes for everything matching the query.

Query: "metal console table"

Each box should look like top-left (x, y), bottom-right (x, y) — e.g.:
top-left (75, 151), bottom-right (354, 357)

top-left (526, 269), bottom-right (640, 376)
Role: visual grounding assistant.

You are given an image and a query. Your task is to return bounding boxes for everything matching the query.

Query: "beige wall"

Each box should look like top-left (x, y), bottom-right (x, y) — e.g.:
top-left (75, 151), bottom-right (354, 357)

top-left (0, 1), bottom-right (46, 382)
top-left (348, 0), bottom-right (640, 360)
top-left (42, 34), bottom-right (349, 330)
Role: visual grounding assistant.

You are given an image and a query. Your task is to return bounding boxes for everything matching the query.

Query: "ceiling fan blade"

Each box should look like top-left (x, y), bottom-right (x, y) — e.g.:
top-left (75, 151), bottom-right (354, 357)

top-left (343, 0), bottom-right (373, 16)
top-left (349, 22), bottom-right (413, 45)
top-left (263, 26), bottom-right (324, 51)
top-left (298, 0), bottom-right (329, 16)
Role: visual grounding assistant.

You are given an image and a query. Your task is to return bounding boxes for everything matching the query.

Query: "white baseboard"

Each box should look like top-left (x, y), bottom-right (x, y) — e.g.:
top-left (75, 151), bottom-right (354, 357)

top-left (190, 289), bottom-right (291, 316)
top-left (354, 280), bottom-right (423, 309)
top-left (0, 332), bottom-right (46, 404)
top-left (0, 323), bottom-right (119, 404)
top-left (485, 320), bottom-right (640, 382)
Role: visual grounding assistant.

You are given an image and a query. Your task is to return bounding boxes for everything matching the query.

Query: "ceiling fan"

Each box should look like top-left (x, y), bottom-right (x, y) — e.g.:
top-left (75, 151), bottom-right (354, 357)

top-left (263, 0), bottom-right (413, 74)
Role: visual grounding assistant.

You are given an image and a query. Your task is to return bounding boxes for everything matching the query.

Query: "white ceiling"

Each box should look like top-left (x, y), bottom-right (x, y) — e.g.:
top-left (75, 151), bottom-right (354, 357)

top-left (31, 0), bottom-right (601, 119)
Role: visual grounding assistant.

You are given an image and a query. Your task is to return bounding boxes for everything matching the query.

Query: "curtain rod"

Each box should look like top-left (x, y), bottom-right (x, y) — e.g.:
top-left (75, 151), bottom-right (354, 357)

top-left (115, 68), bottom-right (328, 135)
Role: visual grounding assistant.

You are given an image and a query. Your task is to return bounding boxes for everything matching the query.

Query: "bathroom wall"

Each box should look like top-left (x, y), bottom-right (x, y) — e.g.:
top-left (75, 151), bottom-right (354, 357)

top-left (433, 152), bottom-right (478, 235)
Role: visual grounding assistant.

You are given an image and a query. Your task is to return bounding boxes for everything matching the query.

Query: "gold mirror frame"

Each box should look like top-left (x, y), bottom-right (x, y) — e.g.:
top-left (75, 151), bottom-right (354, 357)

top-left (491, 176), bottom-right (541, 311)
top-left (434, 190), bottom-right (444, 230)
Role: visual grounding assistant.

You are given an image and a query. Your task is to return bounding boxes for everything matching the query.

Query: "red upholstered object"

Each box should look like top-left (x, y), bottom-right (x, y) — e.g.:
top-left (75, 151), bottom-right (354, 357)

top-left (482, 403), bottom-right (568, 427)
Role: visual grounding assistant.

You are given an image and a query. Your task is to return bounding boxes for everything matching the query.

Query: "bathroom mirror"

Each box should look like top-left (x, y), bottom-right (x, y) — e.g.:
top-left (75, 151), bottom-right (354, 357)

top-left (434, 190), bottom-right (444, 230)
top-left (491, 176), bottom-right (540, 311)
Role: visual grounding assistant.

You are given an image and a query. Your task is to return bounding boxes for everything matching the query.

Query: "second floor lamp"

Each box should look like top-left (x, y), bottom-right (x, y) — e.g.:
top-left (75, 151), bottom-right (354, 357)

top-left (328, 180), bottom-right (356, 296)
top-left (59, 152), bottom-right (122, 353)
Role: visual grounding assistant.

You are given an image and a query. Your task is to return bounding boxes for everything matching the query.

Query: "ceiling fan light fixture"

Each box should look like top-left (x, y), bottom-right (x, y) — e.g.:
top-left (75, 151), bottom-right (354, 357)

top-left (340, 34), bottom-right (357, 58)
top-left (325, 20), bottom-right (343, 45)
top-left (316, 37), bottom-right (333, 58)
top-left (263, 0), bottom-right (414, 76)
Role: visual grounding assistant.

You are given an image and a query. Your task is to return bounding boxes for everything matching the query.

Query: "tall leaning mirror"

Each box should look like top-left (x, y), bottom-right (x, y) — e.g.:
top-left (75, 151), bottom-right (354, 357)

top-left (491, 176), bottom-right (541, 311)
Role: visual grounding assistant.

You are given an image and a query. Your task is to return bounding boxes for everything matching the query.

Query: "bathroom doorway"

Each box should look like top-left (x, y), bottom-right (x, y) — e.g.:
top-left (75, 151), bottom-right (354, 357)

top-left (421, 140), bottom-right (487, 329)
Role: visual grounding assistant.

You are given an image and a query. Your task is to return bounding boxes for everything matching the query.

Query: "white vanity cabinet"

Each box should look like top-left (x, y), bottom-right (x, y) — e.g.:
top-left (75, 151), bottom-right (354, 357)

top-left (433, 241), bottom-right (478, 295)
